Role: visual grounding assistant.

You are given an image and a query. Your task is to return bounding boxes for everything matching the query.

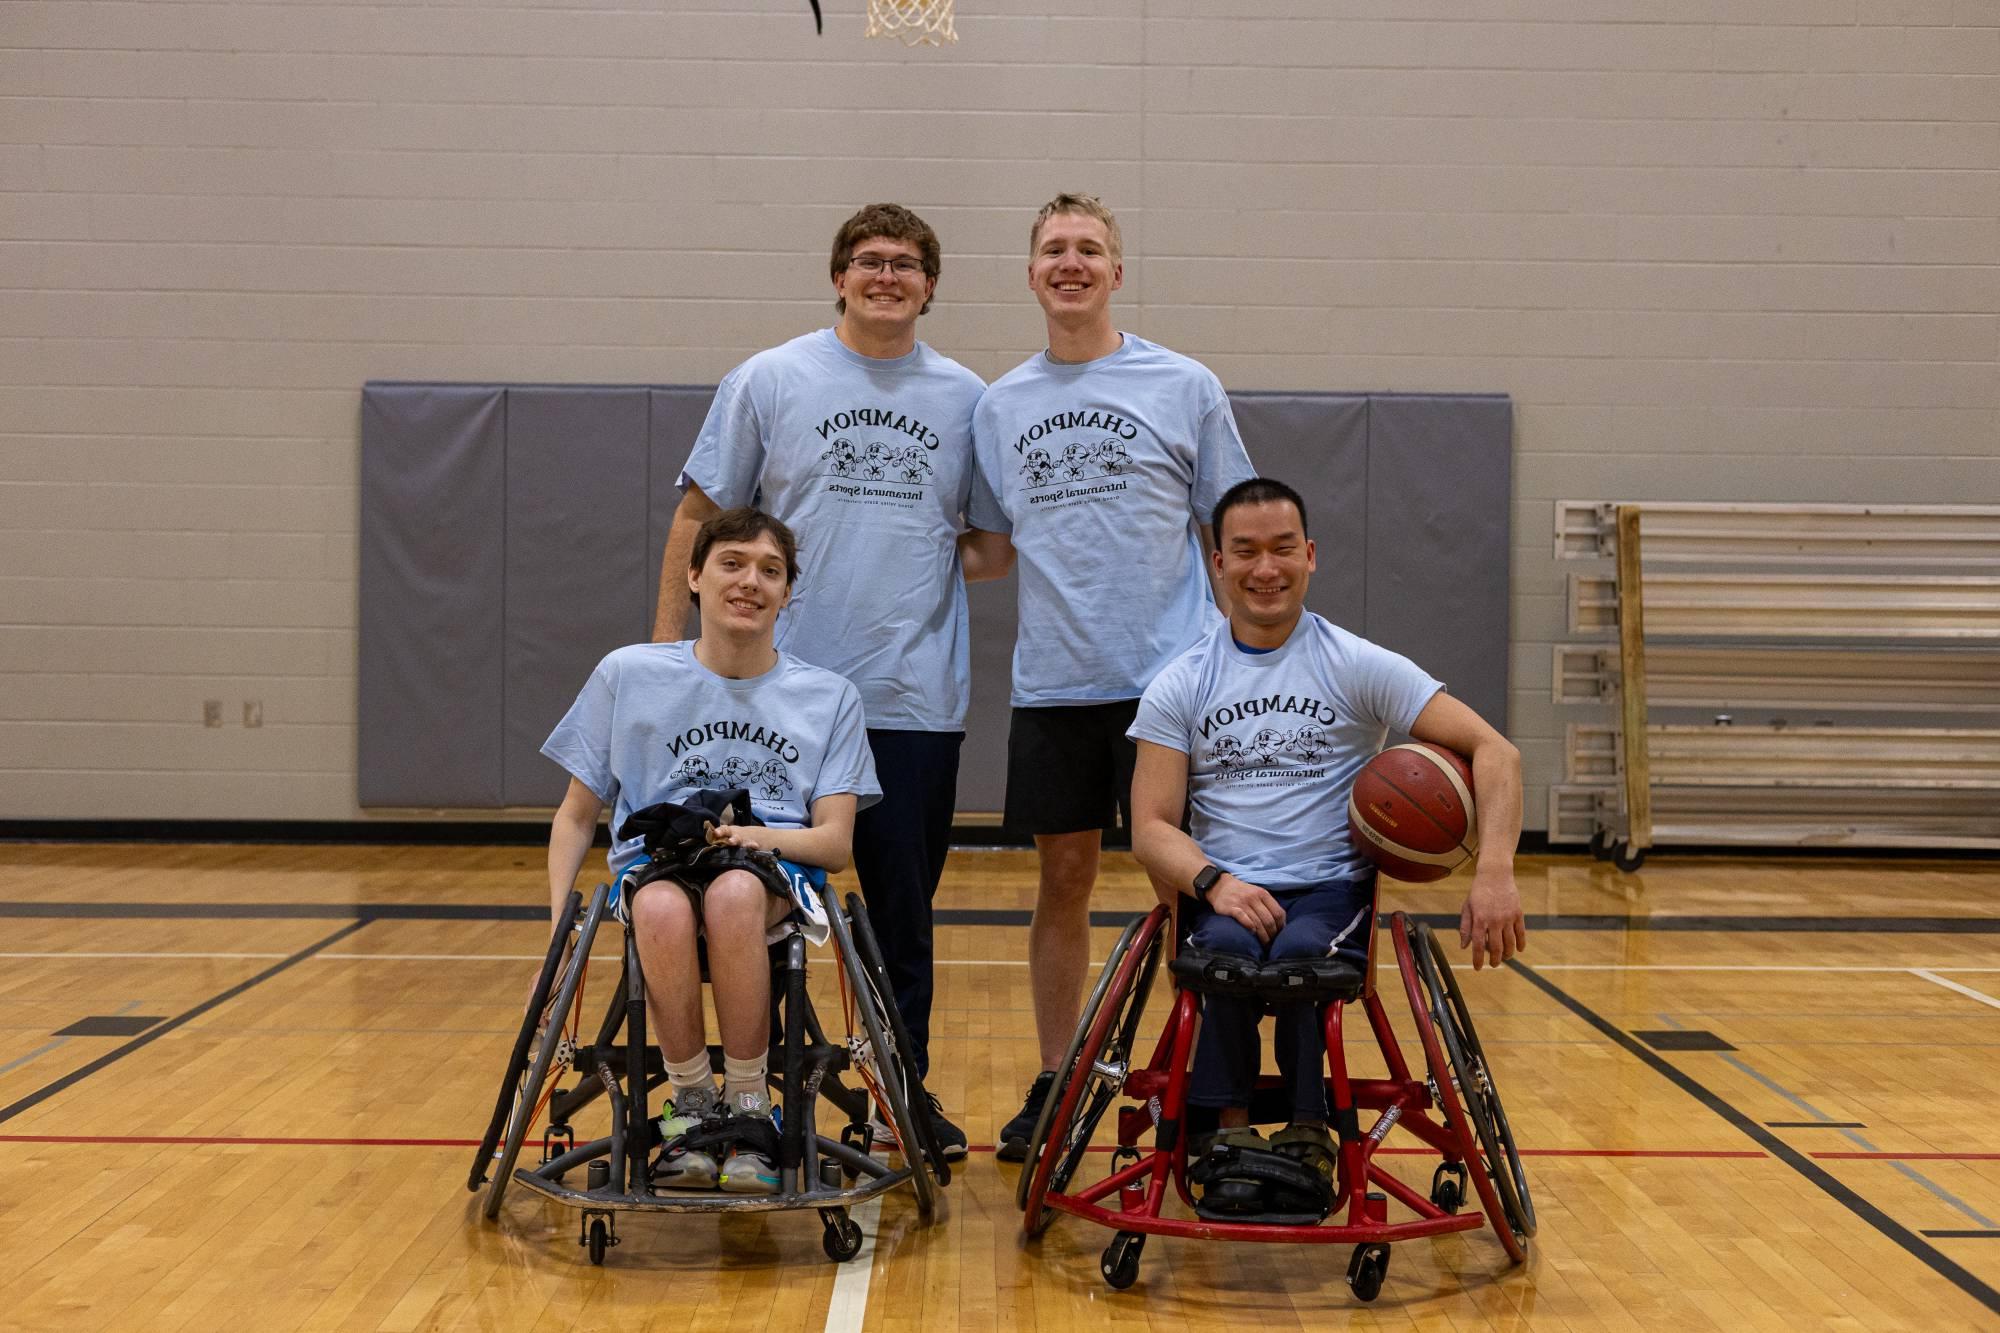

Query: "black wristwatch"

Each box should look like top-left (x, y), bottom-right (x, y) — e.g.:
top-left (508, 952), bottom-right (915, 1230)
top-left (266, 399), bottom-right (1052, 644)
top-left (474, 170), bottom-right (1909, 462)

top-left (1191, 864), bottom-right (1222, 900)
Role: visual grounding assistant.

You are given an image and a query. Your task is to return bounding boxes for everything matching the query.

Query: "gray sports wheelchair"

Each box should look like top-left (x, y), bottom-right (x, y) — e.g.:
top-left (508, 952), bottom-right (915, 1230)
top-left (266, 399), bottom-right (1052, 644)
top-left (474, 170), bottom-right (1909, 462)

top-left (468, 792), bottom-right (951, 1265)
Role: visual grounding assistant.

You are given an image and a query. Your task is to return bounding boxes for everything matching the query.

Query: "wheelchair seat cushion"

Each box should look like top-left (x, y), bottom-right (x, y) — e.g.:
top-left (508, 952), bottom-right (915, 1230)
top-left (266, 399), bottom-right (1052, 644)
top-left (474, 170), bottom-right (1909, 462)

top-left (1169, 945), bottom-right (1365, 1003)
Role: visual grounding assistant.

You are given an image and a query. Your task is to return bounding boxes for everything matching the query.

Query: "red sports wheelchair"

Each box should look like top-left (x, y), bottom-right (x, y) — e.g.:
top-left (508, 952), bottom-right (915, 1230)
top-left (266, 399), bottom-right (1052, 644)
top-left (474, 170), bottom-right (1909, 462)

top-left (1017, 901), bottom-right (1535, 1299)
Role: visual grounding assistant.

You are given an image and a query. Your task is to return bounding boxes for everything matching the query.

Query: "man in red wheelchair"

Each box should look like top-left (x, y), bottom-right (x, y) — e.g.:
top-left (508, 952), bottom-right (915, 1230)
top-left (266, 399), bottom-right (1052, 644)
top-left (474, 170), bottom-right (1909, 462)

top-left (1128, 476), bottom-right (1527, 1220)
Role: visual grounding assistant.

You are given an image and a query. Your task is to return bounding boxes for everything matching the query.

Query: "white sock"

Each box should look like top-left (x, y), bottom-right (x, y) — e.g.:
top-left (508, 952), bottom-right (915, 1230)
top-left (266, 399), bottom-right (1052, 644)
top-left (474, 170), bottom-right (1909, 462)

top-left (665, 1051), bottom-right (714, 1100)
top-left (722, 1053), bottom-right (768, 1105)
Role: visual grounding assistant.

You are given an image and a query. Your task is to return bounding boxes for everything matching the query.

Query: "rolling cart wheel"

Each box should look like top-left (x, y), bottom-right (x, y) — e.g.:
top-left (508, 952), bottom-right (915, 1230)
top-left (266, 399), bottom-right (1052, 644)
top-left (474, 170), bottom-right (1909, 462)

top-left (586, 1217), bottom-right (610, 1266)
top-left (1612, 841), bottom-right (1647, 873)
top-left (822, 1212), bottom-right (865, 1262)
top-left (1346, 1243), bottom-right (1390, 1301)
top-left (1099, 1231), bottom-right (1144, 1290)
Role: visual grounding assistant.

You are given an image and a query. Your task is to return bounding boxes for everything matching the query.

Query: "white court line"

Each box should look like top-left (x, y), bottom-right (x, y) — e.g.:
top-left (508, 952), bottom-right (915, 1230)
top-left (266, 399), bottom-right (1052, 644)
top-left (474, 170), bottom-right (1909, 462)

top-left (822, 1196), bottom-right (881, 1333)
top-left (1911, 969), bottom-right (2000, 1012)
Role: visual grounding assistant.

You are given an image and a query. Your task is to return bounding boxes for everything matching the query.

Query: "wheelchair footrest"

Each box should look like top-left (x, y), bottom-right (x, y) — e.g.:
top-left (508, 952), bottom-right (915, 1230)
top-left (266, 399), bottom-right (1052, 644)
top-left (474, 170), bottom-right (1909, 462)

top-left (1169, 947), bottom-right (1365, 1003)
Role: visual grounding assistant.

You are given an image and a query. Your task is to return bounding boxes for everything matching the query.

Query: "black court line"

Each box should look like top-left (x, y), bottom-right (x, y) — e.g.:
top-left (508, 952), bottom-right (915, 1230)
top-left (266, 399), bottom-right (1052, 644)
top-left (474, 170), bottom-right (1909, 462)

top-left (1926, 1231), bottom-right (2000, 1240)
top-left (1770, 1121), bottom-right (1869, 1129)
top-left (0, 921), bottom-right (369, 1128)
top-left (1508, 959), bottom-right (2000, 1319)
top-left (6, 901), bottom-right (2000, 934)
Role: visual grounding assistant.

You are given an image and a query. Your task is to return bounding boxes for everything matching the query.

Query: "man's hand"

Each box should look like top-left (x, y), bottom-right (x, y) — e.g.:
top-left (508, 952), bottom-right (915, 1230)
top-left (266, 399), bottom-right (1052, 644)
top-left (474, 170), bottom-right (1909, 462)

top-left (1458, 865), bottom-right (1527, 970)
top-left (1209, 874), bottom-right (1287, 946)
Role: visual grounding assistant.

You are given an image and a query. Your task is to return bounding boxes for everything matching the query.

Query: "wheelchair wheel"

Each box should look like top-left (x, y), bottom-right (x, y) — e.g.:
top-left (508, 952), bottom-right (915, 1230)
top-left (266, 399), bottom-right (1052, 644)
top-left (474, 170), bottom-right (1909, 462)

top-left (841, 894), bottom-right (952, 1187)
top-left (468, 886), bottom-right (582, 1193)
top-left (826, 892), bottom-right (939, 1220)
top-left (1020, 905), bottom-right (1167, 1238)
top-left (1014, 909), bottom-right (1149, 1211)
top-left (1396, 916), bottom-right (1535, 1259)
top-left (482, 883), bottom-right (609, 1221)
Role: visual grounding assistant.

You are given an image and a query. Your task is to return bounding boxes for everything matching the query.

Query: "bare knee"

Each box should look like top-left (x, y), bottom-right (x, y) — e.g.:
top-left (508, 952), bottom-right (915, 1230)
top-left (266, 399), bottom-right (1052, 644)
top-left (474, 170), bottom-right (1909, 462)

top-left (629, 881), bottom-right (697, 946)
top-left (702, 869), bottom-right (771, 936)
top-left (1035, 831), bottom-right (1100, 908)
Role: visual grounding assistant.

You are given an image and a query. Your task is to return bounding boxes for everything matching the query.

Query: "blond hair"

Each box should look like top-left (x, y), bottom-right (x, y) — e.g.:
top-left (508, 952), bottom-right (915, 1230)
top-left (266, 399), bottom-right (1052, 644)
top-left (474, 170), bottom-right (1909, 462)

top-left (1029, 193), bottom-right (1122, 260)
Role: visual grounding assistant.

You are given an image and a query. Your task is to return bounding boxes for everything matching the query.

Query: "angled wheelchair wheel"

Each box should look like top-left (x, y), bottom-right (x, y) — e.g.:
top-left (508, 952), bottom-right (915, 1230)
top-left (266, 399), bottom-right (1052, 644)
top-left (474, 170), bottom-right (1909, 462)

top-left (468, 886), bottom-right (582, 1193)
top-left (1396, 915), bottom-right (1535, 1259)
top-left (481, 883), bottom-right (609, 1221)
top-left (841, 894), bottom-right (952, 1187)
top-left (827, 892), bottom-right (939, 1219)
top-left (1014, 909), bottom-right (1149, 1212)
top-left (1020, 905), bottom-right (1167, 1238)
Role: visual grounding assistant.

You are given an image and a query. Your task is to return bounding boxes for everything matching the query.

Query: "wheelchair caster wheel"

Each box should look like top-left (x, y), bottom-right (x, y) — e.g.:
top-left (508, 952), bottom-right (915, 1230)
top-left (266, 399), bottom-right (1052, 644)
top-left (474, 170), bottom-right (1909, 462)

top-left (1346, 1243), bottom-right (1389, 1302)
top-left (1430, 1161), bottom-right (1467, 1214)
top-left (822, 1212), bottom-right (865, 1263)
top-left (584, 1215), bottom-right (615, 1266)
top-left (1100, 1231), bottom-right (1145, 1291)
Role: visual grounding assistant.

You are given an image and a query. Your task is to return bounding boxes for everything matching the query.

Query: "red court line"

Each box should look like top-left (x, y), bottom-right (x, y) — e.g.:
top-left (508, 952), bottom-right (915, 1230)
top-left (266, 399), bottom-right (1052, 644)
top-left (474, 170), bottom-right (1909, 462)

top-left (3, 1134), bottom-right (1994, 1161)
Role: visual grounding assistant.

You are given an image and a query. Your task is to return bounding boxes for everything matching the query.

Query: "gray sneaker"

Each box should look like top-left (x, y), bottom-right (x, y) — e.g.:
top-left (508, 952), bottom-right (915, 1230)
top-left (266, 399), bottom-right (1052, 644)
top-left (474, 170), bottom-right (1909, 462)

top-left (653, 1083), bottom-right (723, 1189)
top-left (719, 1088), bottom-right (780, 1194)
top-left (657, 1082), bottom-right (721, 1142)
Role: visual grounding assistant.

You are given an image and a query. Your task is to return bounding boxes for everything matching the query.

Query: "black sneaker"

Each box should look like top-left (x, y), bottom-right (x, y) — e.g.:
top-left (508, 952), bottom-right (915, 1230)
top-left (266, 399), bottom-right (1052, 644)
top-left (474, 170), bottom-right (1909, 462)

top-left (925, 1092), bottom-right (969, 1161)
top-left (995, 1070), bottom-right (1056, 1163)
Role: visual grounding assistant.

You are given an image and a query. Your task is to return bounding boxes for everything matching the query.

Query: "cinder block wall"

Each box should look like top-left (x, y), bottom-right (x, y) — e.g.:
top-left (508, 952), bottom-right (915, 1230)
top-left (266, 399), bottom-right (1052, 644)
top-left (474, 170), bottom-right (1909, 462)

top-left (2, 1), bottom-right (1995, 823)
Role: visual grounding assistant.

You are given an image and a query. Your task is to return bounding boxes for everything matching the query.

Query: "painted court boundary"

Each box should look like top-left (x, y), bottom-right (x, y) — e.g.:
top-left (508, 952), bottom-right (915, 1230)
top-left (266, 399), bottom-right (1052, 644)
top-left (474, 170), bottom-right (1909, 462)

top-left (6, 901), bottom-right (2000, 934)
top-left (1509, 959), bottom-right (2000, 1318)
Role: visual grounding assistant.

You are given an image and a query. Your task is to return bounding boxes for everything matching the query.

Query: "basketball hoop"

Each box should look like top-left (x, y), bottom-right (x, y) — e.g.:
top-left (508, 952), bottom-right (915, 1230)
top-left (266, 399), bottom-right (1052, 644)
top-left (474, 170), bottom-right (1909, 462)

top-left (867, 0), bottom-right (957, 46)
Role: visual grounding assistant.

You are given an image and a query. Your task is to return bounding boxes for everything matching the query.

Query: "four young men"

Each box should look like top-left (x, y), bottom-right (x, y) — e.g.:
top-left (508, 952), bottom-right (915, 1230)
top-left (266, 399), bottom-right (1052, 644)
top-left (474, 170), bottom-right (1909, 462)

top-left (551, 193), bottom-right (1522, 1187)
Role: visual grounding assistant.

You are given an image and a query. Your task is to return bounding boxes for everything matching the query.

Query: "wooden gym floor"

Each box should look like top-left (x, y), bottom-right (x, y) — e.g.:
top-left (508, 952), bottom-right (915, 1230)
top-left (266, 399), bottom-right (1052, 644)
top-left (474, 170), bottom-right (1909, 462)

top-left (1, 842), bottom-right (1997, 1331)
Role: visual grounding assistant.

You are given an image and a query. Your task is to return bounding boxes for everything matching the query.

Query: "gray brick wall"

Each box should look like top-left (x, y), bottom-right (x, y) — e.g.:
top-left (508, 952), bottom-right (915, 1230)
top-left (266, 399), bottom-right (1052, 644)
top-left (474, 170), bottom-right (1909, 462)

top-left (3, 0), bottom-right (1996, 821)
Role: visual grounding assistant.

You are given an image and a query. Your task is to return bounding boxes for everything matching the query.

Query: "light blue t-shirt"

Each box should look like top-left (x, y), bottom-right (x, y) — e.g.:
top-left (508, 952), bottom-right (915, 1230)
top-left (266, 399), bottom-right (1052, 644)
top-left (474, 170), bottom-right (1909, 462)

top-left (541, 642), bottom-right (882, 878)
top-left (968, 334), bottom-right (1255, 706)
top-left (1128, 614), bottom-right (1443, 889)
top-left (681, 328), bottom-right (986, 732)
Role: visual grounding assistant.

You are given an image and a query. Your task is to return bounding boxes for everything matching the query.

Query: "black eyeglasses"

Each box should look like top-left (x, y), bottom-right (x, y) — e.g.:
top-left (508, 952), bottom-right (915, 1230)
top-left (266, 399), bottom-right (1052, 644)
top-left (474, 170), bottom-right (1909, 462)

top-left (848, 255), bottom-right (926, 276)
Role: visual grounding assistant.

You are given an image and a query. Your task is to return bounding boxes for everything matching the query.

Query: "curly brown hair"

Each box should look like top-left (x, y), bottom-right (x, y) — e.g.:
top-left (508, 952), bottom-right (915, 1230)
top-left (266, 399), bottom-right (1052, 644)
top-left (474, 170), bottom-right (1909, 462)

top-left (830, 203), bottom-right (941, 316)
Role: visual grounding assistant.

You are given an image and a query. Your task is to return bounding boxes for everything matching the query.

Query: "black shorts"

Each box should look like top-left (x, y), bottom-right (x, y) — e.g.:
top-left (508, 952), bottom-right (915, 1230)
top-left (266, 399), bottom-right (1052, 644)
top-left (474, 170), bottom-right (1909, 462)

top-left (1004, 701), bottom-right (1140, 837)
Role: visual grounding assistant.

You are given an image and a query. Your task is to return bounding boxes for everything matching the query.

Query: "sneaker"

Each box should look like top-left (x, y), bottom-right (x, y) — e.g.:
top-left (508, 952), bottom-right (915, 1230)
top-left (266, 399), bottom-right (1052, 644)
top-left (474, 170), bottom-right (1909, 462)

top-left (718, 1088), bottom-right (780, 1194)
top-left (995, 1070), bottom-right (1056, 1163)
top-left (925, 1093), bottom-right (969, 1161)
top-left (656, 1082), bottom-right (721, 1143)
top-left (654, 1145), bottom-right (720, 1189)
top-left (866, 1092), bottom-right (970, 1162)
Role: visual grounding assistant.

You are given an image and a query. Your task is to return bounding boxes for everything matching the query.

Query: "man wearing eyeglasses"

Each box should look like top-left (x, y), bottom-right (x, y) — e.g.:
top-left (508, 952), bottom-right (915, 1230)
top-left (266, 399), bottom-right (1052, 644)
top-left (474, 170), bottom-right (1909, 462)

top-left (652, 203), bottom-right (1005, 1161)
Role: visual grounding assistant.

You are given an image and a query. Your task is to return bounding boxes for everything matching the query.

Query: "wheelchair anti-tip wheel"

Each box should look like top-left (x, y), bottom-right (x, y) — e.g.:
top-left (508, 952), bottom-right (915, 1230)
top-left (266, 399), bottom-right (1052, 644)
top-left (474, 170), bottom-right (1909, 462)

top-left (827, 892), bottom-right (942, 1219)
top-left (480, 883), bottom-right (609, 1220)
top-left (1402, 918), bottom-right (1536, 1257)
top-left (1019, 905), bottom-right (1167, 1238)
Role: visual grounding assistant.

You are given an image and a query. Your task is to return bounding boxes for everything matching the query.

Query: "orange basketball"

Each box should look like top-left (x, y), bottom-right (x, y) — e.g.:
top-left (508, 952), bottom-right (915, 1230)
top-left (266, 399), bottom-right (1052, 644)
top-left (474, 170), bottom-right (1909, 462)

top-left (1347, 742), bottom-right (1478, 883)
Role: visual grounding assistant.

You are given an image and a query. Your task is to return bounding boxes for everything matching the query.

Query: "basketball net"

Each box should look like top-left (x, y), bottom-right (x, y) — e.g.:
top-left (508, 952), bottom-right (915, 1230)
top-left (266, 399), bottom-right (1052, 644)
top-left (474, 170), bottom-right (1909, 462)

top-left (866, 0), bottom-right (957, 46)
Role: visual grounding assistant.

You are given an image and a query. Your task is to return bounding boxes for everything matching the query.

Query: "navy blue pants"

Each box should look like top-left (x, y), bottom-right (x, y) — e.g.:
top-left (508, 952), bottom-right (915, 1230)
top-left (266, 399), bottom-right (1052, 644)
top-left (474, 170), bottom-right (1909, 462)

top-left (1183, 878), bottom-right (1375, 1123)
top-left (851, 728), bottom-right (962, 1079)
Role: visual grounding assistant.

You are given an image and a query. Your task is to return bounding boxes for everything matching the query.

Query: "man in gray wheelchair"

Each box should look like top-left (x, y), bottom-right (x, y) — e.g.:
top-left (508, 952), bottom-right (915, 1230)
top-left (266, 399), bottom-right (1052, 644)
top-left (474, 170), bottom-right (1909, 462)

top-left (471, 506), bottom-right (948, 1264)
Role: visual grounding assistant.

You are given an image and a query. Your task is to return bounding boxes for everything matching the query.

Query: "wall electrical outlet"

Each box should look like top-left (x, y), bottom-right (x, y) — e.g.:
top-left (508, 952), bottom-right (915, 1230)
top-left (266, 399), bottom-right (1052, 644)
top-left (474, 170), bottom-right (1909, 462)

top-left (203, 700), bottom-right (223, 728)
top-left (244, 701), bottom-right (263, 728)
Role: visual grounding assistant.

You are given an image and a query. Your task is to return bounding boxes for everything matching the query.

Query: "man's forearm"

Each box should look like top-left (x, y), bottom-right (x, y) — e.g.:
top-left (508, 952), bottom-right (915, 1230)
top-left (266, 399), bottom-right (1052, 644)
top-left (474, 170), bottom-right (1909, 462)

top-left (1470, 740), bottom-right (1523, 873)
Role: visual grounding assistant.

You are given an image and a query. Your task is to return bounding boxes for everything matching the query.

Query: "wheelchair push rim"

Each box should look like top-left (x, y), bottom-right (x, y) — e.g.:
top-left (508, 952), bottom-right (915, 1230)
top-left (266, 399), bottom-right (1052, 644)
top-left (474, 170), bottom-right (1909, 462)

top-left (1390, 912), bottom-right (1531, 1261)
top-left (1015, 909), bottom-right (1150, 1212)
top-left (468, 885), bottom-right (583, 1193)
top-left (482, 881), bottom-right (609, 1220)
top-left (1020, 904), bottom-right (1168, 1238)
top-left (827, 891), bottom-right (942, 1219)
top-left (1412, 920), bottom-right (1536, 1241)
